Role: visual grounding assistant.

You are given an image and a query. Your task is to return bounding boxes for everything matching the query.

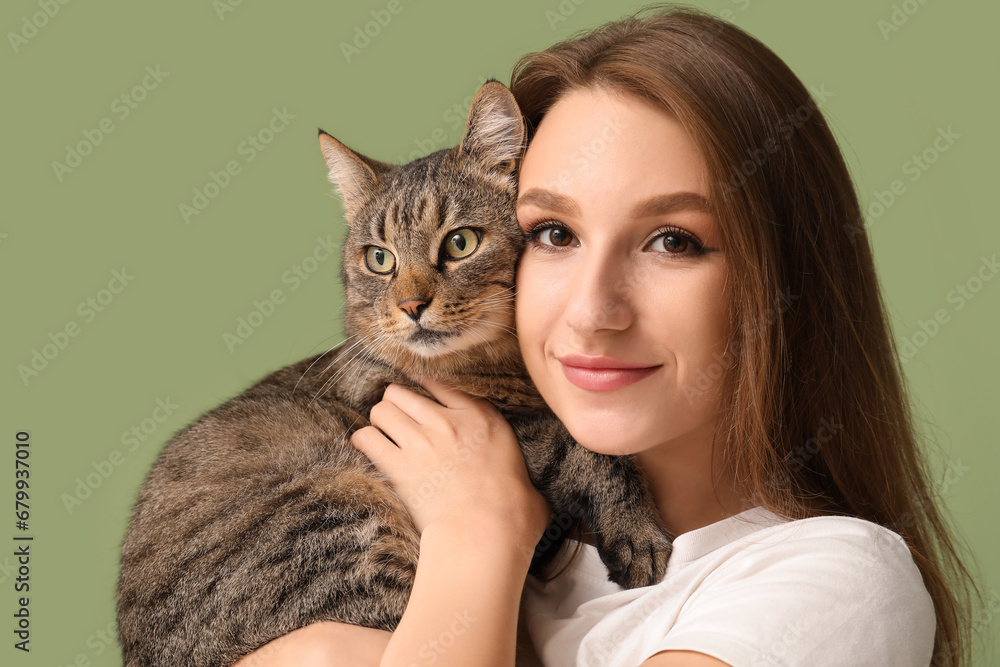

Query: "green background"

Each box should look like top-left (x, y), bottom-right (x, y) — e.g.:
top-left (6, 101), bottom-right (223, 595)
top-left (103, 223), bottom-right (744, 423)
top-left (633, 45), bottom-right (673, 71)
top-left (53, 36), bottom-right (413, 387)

top-left (2, 0), bottom-right (997, 664)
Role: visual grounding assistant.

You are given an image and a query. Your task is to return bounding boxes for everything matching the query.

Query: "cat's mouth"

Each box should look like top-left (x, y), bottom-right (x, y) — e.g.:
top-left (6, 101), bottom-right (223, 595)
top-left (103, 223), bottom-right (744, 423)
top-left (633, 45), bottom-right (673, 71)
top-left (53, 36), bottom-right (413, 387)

top-left (408, 327), bottom-right (457, 347)
top-left (401, 316), bottom-right (508, 359)
top-left (403, 326), bottom-right (464, 359)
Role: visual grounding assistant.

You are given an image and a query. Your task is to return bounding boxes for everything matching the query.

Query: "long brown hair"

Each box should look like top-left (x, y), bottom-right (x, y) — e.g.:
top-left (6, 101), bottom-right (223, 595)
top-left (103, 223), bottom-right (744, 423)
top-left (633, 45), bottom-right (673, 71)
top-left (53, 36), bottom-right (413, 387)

top-left (510, 4), bottom-right (979, 665)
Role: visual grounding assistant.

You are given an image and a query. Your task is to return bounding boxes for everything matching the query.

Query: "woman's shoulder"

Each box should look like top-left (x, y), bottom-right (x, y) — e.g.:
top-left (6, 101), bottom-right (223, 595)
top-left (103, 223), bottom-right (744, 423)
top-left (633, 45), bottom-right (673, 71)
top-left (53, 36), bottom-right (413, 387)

top-left (730, 510), bottom-right (919, 573)
top-left (675, 511), bottom-right (932, 639)
top-left (742, 509), bottom-right (911, 547)
top-left (648, 508), bottom-right (936, 636)
top-left (525, 509), bottom-right (938, 666)
top-left (657, 510), bottom-right (937, 665)
top-left (562, 507), bottom-right (924, 589)
top-left (698, 509), bottom-right (924, 585)
top-left (544, 508), bottom-right (932, 615)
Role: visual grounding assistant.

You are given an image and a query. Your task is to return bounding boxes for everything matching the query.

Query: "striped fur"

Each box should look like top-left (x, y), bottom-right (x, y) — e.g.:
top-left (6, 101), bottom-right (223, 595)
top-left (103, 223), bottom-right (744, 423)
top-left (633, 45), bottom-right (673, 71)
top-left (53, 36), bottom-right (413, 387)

top-left (116, 81), bottom-right (670, 667)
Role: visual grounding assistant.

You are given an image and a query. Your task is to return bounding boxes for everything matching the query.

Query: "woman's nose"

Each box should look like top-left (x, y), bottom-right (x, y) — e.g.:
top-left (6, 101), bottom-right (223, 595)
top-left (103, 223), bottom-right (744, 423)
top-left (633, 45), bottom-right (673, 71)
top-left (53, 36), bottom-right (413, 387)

top-left (563, 252), bottom-right (635, 338)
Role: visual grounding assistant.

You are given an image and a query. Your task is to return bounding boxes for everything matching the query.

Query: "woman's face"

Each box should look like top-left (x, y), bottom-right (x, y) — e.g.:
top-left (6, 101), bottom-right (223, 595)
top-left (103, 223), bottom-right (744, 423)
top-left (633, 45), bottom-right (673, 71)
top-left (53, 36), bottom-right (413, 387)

top-left (515, 86), bottom-right (730, 457)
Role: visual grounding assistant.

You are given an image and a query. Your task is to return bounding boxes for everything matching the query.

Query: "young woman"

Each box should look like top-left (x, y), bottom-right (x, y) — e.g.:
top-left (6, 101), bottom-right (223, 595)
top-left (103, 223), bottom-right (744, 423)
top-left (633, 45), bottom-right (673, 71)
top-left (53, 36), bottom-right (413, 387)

top-left (235, 5), bottom-right (976, 666)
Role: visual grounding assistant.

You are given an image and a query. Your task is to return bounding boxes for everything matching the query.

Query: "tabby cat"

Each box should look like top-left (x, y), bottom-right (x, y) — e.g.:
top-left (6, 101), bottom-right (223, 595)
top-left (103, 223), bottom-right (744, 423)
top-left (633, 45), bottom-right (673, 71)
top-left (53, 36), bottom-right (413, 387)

top-left (116, 79), bottom-right (671, 667)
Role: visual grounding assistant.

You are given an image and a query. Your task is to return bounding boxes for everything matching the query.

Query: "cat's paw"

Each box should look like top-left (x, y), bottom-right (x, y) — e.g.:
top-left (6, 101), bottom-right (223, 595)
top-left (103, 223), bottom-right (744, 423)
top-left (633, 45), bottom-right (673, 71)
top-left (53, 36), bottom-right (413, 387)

top-left (597, 522), bottom-right (672, 589)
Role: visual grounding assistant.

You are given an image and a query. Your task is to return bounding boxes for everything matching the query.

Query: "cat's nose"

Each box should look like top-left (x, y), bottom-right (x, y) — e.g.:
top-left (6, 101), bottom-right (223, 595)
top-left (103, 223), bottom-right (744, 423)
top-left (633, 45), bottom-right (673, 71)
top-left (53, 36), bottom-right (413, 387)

top-left (398, 298), bottom-right (431, 321)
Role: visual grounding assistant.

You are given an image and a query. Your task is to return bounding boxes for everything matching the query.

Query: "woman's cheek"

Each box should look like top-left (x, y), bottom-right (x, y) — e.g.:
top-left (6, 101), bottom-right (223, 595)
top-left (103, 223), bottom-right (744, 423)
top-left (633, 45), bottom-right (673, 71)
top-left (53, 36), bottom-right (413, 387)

top-left (515, 257), bottom-right (558, 388)
top-left (515, 260), bottom-right (543, 361)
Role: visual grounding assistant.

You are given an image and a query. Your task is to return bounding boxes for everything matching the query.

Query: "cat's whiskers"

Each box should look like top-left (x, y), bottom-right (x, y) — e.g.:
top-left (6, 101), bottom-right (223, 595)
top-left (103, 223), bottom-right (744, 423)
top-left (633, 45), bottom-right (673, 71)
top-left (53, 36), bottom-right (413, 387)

top-left (465, 301), bottom-right (517, 332)
top-left (473, 287), bottom-right (517, 309)
top-left (456, 323), bottom-right (503, 366)
top-left (387, 335), bottom-right (410, 379)
top-left (311, 326), bottom-right (386, 403)
top-left (340, 336), bottom-right (390, 406)
top-left (471, 300), bottom-right (516, 314)
top-left (442, 338), bottom-right (475, 367)
top-left (479, 283), bottom-right (516, 296)
top-left (469, 318), bottom-right (519, 337)
top-left (326, 330), bottom-right (374, 368)
top-left (474, 307), bottom-right (512, 319)
top-left (474, 297), bottom-right (515, 310)
top-left (348, 331), bottom-right (402, 406)
top-left (293, 332), bottom-right (360, 395)
top-left (323, 323), bottom-right (379, 373)
top-left (342, 342), bottom-right (377, 406)
top-left (311, 330), bottom-right (355, 355)
top-left (318, 343), bottom-right (357, 389)
top-left (314, 340), bottom-right (372, 396)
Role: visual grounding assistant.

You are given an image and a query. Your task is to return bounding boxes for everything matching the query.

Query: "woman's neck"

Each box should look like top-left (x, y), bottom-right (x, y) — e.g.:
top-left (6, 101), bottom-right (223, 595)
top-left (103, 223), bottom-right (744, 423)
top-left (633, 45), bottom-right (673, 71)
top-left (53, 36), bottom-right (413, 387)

top-left (634, 419), bottom-right (752, 539)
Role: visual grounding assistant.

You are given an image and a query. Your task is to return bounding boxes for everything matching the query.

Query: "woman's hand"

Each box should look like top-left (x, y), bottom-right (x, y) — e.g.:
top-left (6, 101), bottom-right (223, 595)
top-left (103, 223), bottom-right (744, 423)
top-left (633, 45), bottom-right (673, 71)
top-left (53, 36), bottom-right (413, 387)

top-left (350, 377), bottom-right (551, 552)
top-left (351, 377), bottom-right (550, 667)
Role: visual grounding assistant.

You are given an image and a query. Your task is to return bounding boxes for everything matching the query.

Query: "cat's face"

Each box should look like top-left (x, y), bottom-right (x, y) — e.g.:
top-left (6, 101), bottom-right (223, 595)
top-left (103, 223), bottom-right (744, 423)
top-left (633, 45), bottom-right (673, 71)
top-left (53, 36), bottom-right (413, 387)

top-left (319, 81), bottom-right (527, 374)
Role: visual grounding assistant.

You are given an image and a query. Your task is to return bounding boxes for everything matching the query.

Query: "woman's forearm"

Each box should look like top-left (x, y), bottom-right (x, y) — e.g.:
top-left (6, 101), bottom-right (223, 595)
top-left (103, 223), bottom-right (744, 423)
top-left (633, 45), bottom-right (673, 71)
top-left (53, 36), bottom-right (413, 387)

top-left (379, 520), bottom-right (534, 667)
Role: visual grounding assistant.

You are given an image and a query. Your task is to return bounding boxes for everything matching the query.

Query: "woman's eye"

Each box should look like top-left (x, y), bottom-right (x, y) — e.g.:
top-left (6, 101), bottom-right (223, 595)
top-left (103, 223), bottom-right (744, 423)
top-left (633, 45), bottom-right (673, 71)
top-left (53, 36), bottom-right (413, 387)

top-left (364, 246), bottom-right (396, 274)
top-left (649, 231), bottom-right (702, 255)
top-left (442, 228), bottom-right (480, 259)
top-left (536, 226), bottom-right (575, 247)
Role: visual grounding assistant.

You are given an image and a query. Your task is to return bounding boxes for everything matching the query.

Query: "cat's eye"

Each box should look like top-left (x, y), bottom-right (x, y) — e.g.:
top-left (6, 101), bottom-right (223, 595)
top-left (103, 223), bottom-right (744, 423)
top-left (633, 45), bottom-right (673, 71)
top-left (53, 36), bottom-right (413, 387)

top-left (364, 246), bottom-right (396, 274)
top-left (442, 228), bottom-right (480, 259)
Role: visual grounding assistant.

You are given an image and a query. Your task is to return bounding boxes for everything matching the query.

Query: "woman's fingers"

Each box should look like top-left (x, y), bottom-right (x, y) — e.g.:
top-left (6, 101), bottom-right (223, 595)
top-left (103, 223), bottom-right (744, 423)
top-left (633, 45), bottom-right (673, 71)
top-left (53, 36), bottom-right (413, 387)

top-left (350, 426), bottom-right (400, 472)
top-left (381, 378), bottom-right (486, 427)
top-left (379, 382), bottom-right (440, 423)
top-left (410, 375), bottom-right (481, 410)
top-left (369, 397), bottom-right (420, 442)
top-left (352, 384), bottom-right (449, 477)
top-left (352, 396), bottom-right (432, 472)
top-left (349, 377), bottom-right (537, 536)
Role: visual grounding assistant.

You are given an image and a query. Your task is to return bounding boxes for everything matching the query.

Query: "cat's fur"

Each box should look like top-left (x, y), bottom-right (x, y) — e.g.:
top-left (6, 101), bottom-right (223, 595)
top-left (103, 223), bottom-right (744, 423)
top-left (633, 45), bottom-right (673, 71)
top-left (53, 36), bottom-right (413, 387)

top-left (116, 80), bottom-right (670, 667)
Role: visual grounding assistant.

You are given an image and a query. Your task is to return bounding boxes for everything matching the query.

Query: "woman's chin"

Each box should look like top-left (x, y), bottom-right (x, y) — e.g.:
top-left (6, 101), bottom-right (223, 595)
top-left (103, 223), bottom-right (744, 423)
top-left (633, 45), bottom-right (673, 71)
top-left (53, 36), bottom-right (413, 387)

top-left (560, 418), bottom-right (650, 457)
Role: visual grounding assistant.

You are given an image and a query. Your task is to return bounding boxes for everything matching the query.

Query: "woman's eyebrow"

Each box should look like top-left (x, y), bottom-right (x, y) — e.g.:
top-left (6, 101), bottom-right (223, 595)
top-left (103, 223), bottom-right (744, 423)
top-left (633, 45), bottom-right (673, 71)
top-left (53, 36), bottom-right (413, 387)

top-left (629, 192), bottom-right (712, 218)
top-left (516, 188), bottom-right (580, 216)
top-left (517, 188), bottom-right (711, 218)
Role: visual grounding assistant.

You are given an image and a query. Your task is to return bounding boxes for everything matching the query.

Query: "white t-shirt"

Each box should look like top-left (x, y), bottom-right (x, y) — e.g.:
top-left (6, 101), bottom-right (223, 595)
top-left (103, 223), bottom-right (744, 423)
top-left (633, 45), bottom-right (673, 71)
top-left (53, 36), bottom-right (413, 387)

top-left (521, 506), bottom-right (935, 667)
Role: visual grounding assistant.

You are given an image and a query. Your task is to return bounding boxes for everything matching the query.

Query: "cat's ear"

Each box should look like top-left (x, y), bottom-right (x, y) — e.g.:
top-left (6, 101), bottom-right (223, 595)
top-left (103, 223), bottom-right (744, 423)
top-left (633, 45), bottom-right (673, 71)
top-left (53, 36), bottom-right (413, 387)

top-left (458, 79), bottom-right (526, 177)
top-left (318, 130), bottom-right (390, 217)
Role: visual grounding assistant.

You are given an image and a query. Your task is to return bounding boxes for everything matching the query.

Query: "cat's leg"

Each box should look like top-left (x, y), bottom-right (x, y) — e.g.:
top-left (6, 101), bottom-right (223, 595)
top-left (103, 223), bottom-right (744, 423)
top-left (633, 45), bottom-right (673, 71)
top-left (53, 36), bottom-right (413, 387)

top-left (508, 413), bottom-right (672, 589)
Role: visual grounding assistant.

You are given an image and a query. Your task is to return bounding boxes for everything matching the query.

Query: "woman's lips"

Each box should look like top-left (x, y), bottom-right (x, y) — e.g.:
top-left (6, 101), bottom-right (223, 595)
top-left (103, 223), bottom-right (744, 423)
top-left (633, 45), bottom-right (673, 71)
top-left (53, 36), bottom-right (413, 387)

top-left (557, 355), bottom-right (660, 391)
